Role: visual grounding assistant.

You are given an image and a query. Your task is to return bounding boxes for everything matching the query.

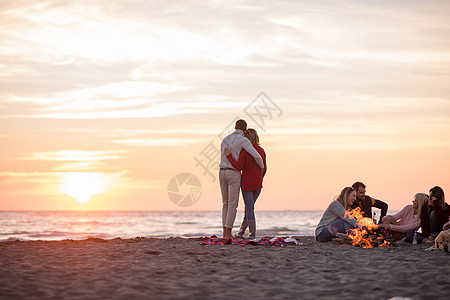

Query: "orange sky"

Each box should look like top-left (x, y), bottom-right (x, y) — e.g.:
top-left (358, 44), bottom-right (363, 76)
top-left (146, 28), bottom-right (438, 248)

top-left (1, 1), bottom-right (450, 211)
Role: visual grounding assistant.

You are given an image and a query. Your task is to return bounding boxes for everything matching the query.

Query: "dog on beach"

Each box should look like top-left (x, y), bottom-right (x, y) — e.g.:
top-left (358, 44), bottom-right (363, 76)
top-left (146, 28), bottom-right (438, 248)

top-left (425, 230), bottom-right (450, 252)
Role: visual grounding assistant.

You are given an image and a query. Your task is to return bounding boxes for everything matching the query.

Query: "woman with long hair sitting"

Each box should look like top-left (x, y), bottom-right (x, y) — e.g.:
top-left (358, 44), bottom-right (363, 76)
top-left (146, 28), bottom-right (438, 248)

top-left (381, 193), bottom-right (428, 240)
top-left (405, 186), bottom-right (450, 244)
top-left (315, 187), bottom-right (360, 243)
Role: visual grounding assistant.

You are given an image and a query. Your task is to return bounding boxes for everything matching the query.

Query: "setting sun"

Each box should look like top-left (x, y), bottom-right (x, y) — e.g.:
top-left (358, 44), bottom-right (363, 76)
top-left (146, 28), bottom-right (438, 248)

top-left (61, 173), bottom-right (109, 203)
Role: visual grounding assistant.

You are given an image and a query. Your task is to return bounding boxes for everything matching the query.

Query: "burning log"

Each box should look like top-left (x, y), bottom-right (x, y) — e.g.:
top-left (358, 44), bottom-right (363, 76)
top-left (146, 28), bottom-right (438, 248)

top-left (332, 233), bottom-right (354, 245)
top-left (344, 208), bottom-right (391, 248)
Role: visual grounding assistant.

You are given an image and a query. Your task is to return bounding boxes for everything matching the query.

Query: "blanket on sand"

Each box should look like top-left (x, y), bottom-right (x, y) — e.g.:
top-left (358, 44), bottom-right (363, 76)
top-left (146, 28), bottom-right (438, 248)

top-left (201, 236), bottom-right (300, 247)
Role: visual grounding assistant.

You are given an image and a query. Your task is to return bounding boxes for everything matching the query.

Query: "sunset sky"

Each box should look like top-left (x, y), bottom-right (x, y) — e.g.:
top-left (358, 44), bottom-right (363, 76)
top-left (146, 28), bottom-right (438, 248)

top-left (1, 0), bottom-right (449, 211)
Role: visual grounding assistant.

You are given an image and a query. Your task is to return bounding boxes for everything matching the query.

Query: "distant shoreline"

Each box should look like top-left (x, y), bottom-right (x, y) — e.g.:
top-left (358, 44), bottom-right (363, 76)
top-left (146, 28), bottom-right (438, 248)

top-left (0, 210), bottom-right (401, 242)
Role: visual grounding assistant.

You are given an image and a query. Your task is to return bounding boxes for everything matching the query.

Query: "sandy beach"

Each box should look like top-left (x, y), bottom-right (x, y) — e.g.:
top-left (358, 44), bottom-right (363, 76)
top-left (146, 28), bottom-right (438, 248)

top-left (0, 236), bottom-right (449, 300)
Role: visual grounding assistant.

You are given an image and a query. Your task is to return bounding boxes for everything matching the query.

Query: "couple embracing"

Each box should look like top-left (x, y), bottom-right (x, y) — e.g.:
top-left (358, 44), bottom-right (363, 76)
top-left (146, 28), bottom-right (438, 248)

top-left (219, 119), bottom-right (267, 239)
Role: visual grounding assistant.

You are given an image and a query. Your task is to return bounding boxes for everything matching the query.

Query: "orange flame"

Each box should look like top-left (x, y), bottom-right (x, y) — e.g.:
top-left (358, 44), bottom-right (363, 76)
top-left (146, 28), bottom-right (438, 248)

top-left (345, 207), bottom-right (389, 248)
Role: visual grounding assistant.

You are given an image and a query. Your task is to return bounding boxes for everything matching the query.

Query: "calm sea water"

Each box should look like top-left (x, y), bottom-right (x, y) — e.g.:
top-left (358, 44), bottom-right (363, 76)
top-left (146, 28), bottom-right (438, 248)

top-left (0, 211), bottom-right (325, 241)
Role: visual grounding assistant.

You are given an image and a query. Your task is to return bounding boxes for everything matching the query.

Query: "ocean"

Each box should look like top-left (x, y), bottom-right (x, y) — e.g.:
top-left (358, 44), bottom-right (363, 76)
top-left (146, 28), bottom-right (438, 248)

top-left (0, 211), bottom-right (325, 241)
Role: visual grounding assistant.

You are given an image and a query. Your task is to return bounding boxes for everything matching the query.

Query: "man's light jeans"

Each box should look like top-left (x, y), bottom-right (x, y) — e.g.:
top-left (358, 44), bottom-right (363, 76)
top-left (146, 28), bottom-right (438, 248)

top-left (219, 169), bottom-right (241, 228)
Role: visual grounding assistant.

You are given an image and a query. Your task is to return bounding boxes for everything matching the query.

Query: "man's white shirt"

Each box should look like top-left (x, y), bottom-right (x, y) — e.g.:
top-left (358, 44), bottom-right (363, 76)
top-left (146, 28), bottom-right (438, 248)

top-left (219, 129), bottom-right (264, 170)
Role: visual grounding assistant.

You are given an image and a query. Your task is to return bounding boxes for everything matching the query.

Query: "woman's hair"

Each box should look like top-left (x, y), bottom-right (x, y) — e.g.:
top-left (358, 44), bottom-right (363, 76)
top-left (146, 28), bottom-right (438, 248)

top-left (335, 187), bottom-right (355, 210)
top-left (244, 128), bottom-right (259, 145)
top-left (414, 193), bottom-right (429, 218)
top-left (429, 186), bottom-right (445, 209)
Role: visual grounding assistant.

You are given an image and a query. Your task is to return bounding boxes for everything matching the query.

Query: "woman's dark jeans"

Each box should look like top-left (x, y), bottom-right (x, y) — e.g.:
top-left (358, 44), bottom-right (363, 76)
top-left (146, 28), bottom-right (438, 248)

top-left (317, 219), bottom-right (354, 243)
top-left (406, 210), bottom-right (444, 243)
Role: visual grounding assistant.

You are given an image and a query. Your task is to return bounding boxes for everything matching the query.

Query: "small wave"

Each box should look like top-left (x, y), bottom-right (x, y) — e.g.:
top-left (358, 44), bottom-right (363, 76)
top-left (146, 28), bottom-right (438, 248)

top-left (68, 221), bottom-right (101, 226)
top-left (0, 231), bottom-right (31, 235)
top-left (0, 237), bottom-right (28, 242)
top-left (28, 231), bottom-right (73, 238)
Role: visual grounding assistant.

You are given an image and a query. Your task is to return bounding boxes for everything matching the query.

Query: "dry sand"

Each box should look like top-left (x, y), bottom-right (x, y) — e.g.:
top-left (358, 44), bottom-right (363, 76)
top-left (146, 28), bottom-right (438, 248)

top-left (0, 237), bottom-right (449, 300)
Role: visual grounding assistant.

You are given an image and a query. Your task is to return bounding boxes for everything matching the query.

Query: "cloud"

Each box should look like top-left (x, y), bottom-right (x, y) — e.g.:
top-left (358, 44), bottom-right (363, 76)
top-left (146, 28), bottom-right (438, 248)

top-left (24, 150), bottom-right (123, 161)
top-left (51, 162), bottom-right (98, 172)
top-left (114, 138), bottom-right (199, 147)
top-left (0, 171), bottom-right (59, 184)
top-left (0, 169), bottom-right (153, 194)
top-left (2, 0), bottom-right (450, 119)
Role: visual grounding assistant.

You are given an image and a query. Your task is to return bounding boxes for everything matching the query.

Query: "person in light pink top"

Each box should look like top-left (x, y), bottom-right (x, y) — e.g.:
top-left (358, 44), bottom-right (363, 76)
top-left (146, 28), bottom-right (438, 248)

top-left (382, 193), bottom-right (428, 240)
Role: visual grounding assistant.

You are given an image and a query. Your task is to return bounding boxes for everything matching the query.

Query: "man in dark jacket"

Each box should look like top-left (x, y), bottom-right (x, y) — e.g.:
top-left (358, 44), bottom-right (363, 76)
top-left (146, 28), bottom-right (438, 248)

top-left (351, 181), bottom-right (388, 224)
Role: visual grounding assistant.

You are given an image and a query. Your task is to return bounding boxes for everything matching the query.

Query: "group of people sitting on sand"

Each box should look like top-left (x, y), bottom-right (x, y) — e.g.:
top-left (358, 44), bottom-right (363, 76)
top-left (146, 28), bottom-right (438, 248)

top-left (315, 183), bottom-right (450, 244)
top-left (218, 120), bottom-right (450, 243)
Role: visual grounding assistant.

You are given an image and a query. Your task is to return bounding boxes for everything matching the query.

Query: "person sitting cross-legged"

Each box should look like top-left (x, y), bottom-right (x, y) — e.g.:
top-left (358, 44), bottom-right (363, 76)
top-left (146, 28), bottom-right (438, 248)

top-left (382, 193), bottom-right (428, 240)
top-left (315, 187), bottom-right (361, 243)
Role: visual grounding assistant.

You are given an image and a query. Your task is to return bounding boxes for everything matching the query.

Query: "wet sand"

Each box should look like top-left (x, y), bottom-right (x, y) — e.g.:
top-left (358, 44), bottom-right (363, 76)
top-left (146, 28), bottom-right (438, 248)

top-left (0, 237), bottom-right (449, 300)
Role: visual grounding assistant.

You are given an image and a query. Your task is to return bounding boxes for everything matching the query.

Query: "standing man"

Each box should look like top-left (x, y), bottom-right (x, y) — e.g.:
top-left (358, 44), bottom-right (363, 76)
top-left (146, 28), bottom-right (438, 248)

top-left (351, 181), bottom-right (388, 224)
top-left (220, 119), bottom-right (264, 239)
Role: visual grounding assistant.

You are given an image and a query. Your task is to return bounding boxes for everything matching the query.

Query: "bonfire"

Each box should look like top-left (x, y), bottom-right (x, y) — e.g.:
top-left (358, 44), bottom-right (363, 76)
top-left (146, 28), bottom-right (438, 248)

top-left (344, 208), bottom-right (390, 248)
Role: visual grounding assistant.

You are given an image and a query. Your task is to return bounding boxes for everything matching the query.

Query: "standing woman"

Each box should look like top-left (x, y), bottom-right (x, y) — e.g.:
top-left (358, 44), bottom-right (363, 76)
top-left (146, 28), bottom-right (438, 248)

top-left (315, 187), bottom-right (360, 243)
top-left (224, 129), bottom-right (266, 239)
